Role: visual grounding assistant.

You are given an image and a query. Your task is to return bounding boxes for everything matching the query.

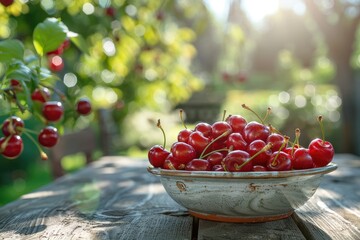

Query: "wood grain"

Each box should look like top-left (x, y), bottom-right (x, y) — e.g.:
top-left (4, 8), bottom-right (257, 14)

top-left (197, 218), bottom-right (306, 240)
top-left (293, 154), bottom-right (360, 240)
top-left (0, 157), bottom-right (193, 240)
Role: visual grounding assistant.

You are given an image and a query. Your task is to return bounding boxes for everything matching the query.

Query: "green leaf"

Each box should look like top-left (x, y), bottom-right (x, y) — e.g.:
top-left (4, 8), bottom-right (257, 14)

top-left (6, 61), bottom-right (32, 83)
top-left (38, 67), bottom-right (58, 82)
top-left (33, 18), bottom-right (68, 56)
top-left (0, 40), bottom-right (24, 63)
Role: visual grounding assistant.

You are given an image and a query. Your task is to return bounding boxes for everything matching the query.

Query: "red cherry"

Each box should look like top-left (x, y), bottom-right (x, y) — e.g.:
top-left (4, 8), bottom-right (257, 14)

top-left (225, 132), bottom-right (247, 151)
top-left (49, 55), bottom-right (64, 72)
top-left (2, 116), bottom-right (24, 136)
top-left (162, 154), bottom-right (185, 170)
top-left (194, 122), bottom-right (212, 138)
top-left (148, 145), bottom-right (170, 168)
top-left (222, 150), bottom-right (252, 172)
top-left (206, 152), bottom-right (224, 166)
top-left (31, 88), bottom-right (51, 103)
top-left (253, 165), bottom-right (267, 171)
top-left (267, 151), bottom-right (292, 171)
top-left (266, 133), bottom-right (286, 152)
top-left (283, 145), bottom-right (299, 157)
top-left (212, 164), bottom-right (225, 171)
top-left (308, 138), bottom-right (334, 167)
top-left (38, 126), bottom-right (59, 148)
top-left (177, 129), bottom-right (192, 142)
top-left (293, 148), bottom-right (314, 170)
top-left (210, 140), bottom-right (227, 153)
top-left (0, 135), bottom-right (23, 159)
top-left (185, 159), bottom-right (211, 171)
top-left (187, 131), bottom-right (210, 156)
top-left (0, 0), bottom-right (14, 7)
top-left (10, 79), bottom-right (22, 91)
top-left (76, 98), bottom-right (92, 115)
top-left (211, 121), bottom-right (232, 141)
top-left (243, 121), bottom-right (270, 144)
top-left (42, 101), bottom-right (64, 122)
top-left (105, 7), bottom-right (116, 17)
top-left (170, 142), bottom-right (196, 165)
top-left (246, 140), bottom-right (272, 166)
top-left (62, 38), bottom-right (71, 50)
top-left (226, 115), bottom-right (247, 133)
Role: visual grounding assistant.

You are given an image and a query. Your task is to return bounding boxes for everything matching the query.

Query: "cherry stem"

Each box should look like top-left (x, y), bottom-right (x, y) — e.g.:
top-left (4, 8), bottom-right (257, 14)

top-left (167, 160), bottom-right (176, 170)
top-left (201, 148), bottom-right (228, 159)
top-left (23, 131), bottom-right (48, 160)
top-left (291, 129), bottom-right (300, 156)
top-left (39, 83), bottom-right (69, 104)
top-left (236, 143), bottom-right (273, 170)
top-left (199, 130), bottom-right (231, 159)
top-left (271, 136), bottom-right (290, 166)
top-left (295, 128), bottom-right (301, 146)
top-left (222, 110), bottom-right (227, 121)
top-left (156, 119), bottom-right (167, 149)
top-left (268, 124), bottom-right (282, 135)
top-left (263, 107), bottom-right (272, 123)
top-left (0, 135), bottom-right (11, 153)
top-left (317, 115), bottom-right (326, 145)
top-left (179, 109), bottom-right (187, 129)
top-left (17, 127), bottom-right (38, 135)
top-left (269, 123), bottom-right (296, 146)
top-left (241, 104), bottom-right (264, 124)
top-left (4, 89), bottom-right (27, 113)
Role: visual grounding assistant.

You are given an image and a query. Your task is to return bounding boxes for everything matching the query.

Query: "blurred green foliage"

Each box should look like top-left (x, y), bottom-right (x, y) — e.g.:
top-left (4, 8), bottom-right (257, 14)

top-left (0, 0), bottom-right (208, 201)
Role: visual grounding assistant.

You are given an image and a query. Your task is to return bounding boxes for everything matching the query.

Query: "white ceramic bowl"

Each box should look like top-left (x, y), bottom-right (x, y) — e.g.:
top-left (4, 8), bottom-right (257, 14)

top-left (148, 163), bottom-right (337, 223)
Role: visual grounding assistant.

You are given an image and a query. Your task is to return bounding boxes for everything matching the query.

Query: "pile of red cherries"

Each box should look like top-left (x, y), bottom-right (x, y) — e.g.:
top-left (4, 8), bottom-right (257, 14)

top-left (148, 105), bottom-right (334, 172)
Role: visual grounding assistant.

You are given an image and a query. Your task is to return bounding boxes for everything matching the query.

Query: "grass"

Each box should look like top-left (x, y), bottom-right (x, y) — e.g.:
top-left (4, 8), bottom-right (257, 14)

top-left (0, 153), bottom-right (95, 207)
top-left (0, 161), bottom-right (51, 206)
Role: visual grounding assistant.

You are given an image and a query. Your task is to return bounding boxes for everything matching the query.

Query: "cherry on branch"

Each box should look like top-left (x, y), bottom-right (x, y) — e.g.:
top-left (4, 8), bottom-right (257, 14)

top-left (38, 126), bottom-right (59, 148)
top-left (42, 101), bottom-right (64, 122)
top-left (76, 98), bottom-right (92, 116)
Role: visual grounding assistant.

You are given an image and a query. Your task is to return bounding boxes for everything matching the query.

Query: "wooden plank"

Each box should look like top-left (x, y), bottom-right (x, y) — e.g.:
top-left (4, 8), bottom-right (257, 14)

top-left (293, 154), bottom-right (360, 240)
top-left (0, 157), bottom-right (193, 240)
top-left (197, 218), bottom-right (306, 240)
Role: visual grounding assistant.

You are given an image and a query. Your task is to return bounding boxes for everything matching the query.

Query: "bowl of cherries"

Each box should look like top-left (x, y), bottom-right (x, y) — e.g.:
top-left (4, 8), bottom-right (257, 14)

top-left (147, 105), bottom-right (337, 223)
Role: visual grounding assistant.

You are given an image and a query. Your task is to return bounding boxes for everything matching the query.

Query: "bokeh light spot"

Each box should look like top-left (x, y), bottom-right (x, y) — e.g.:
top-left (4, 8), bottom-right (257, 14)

top-left (102, 38), bottom-right (116, 56)
top-left (329, 110), bottom-right (341, 122)
top-left (83, 3), bottom-right (95, 15)
top-left (63, 73), bottom-right (78, 87)
top-left (125, 5), bottom-right (137, 16)
top-left (101, 69), bottom-right (116, 83)
top-left (294, 95), bottom-right (306, 108)
top-left (41, 0), bottom-right (55, 11)
top-left (145, 69), bottom-right (157, 81)
top-left (278, 91), bottom-right (290, 104)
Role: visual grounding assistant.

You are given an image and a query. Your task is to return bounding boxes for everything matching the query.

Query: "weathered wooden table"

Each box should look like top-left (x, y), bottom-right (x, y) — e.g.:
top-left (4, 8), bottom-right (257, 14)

top-left (0, 154), bottom-right (359, 239)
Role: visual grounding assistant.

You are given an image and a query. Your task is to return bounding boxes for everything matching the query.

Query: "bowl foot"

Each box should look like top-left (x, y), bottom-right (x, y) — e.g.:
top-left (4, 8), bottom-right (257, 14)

top-left (188, 210), bottom-right (294, 223)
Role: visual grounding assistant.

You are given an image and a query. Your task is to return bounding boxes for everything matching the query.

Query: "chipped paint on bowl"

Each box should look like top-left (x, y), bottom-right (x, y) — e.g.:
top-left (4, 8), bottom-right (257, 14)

top-left (147, 163), bottom-right (337, 223)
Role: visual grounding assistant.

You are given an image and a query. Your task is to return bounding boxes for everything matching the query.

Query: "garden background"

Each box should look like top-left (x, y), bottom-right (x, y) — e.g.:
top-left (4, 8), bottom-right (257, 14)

top-left (1, 0), bottom-right (359, 206)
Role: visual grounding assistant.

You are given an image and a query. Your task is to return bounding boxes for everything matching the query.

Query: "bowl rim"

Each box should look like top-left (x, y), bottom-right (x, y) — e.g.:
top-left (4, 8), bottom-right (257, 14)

top-left (147, 163), bottom-right (337, 179)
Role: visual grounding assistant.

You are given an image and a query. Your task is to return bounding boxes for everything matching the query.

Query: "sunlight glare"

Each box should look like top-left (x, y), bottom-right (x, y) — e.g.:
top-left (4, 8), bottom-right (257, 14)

top-left (242, 0), bottom-right (280, 22)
